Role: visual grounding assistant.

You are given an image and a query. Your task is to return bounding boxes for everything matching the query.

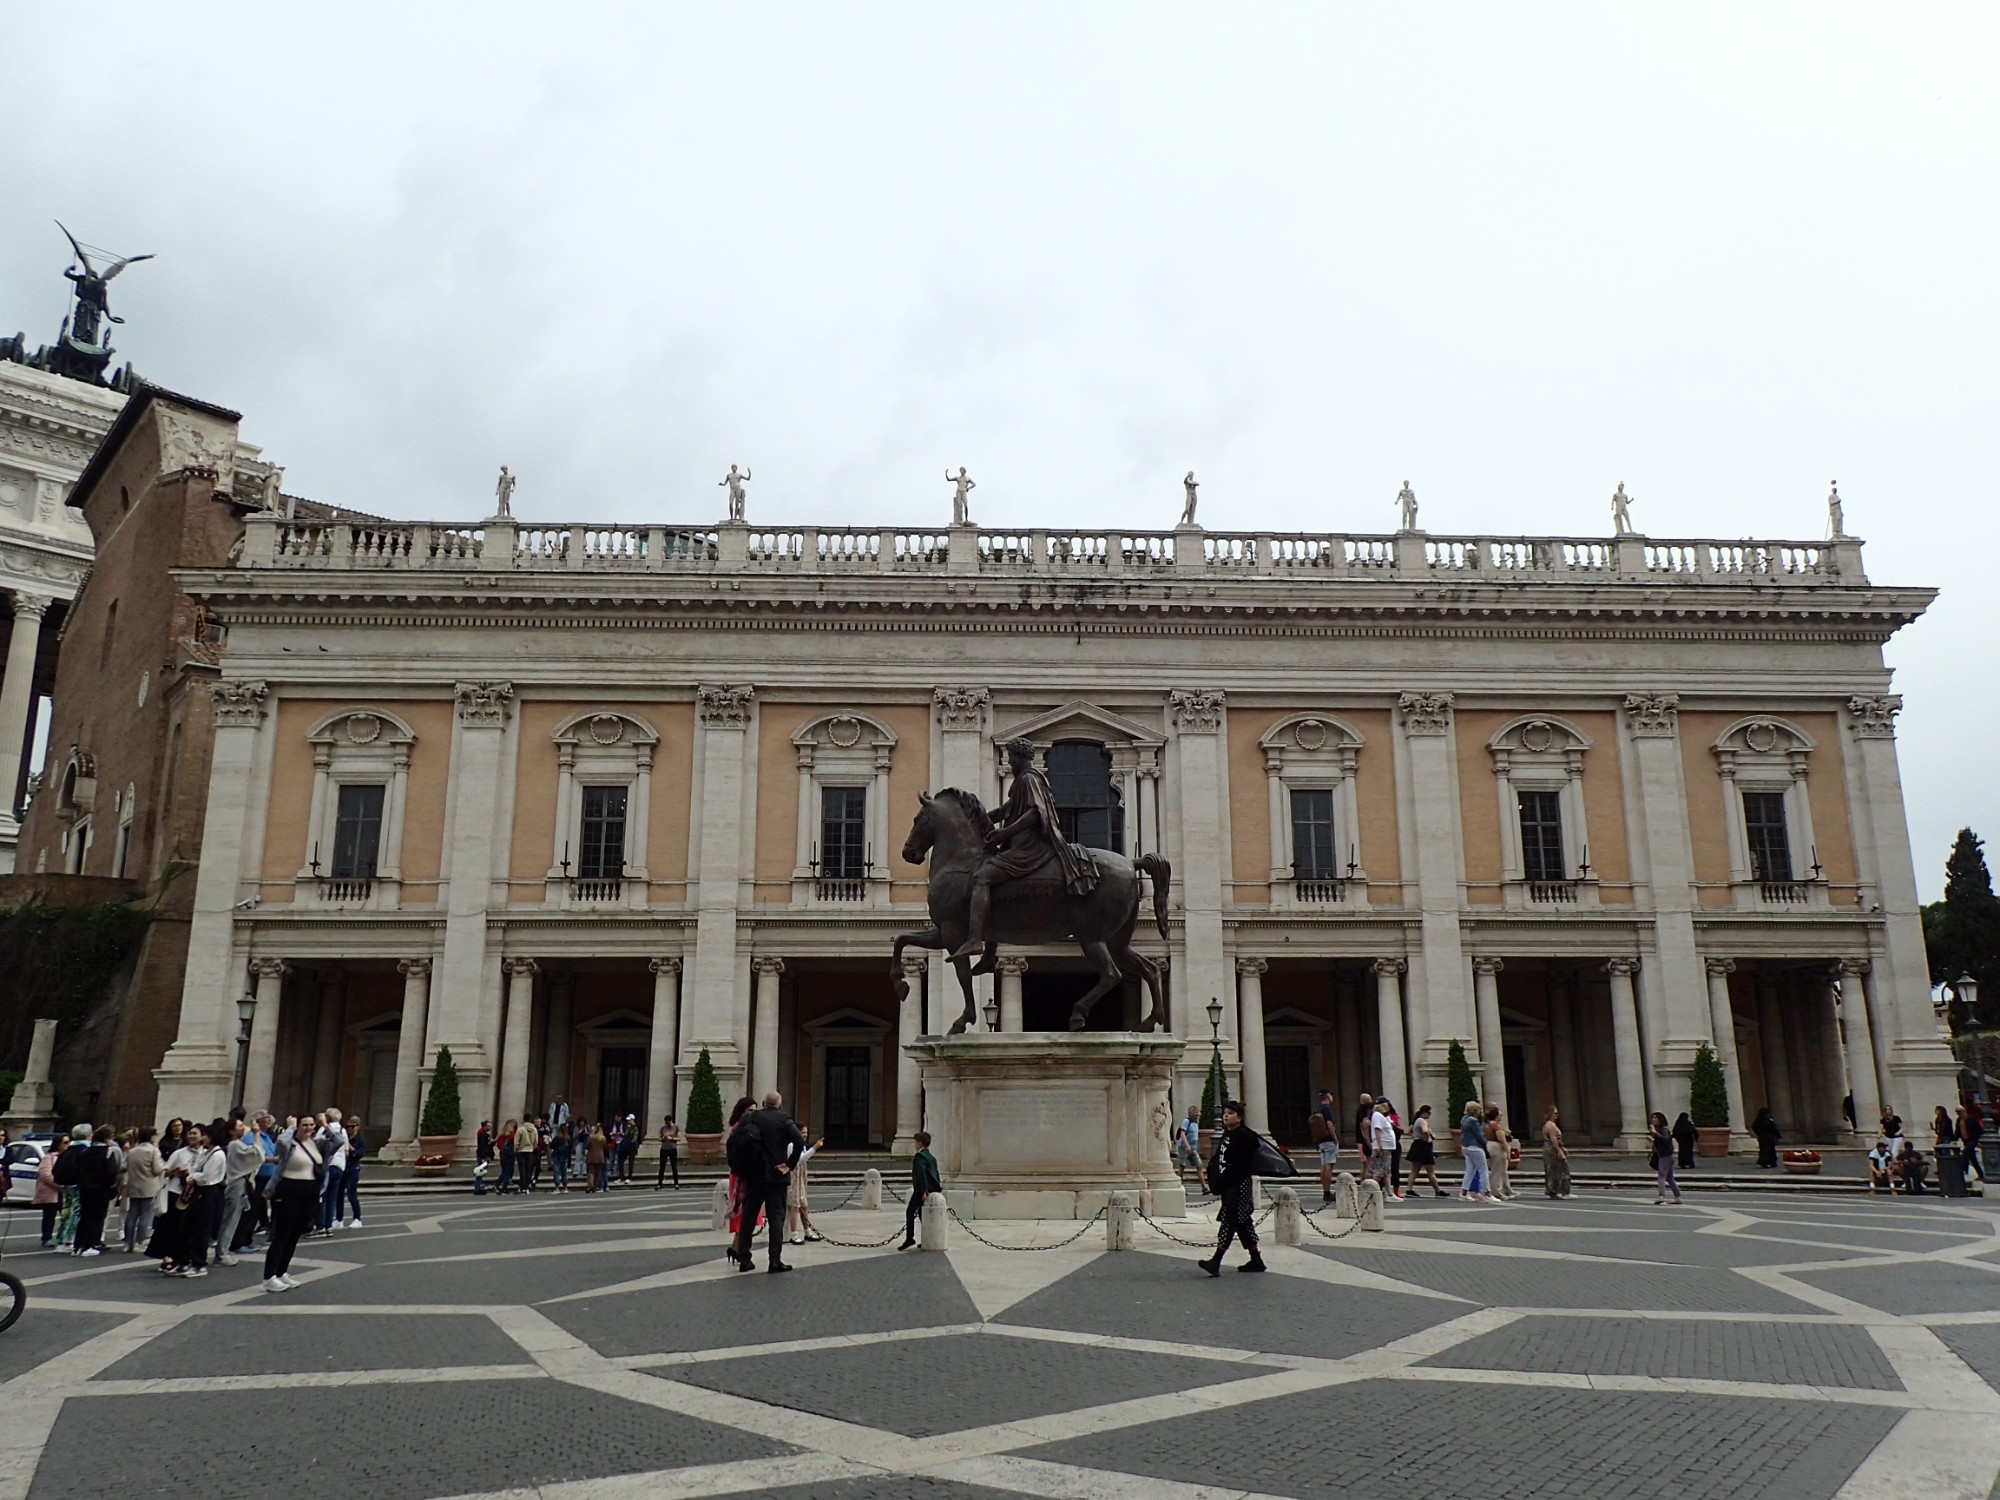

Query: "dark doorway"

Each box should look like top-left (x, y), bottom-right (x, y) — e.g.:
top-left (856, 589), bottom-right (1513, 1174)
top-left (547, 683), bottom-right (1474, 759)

top-left (1023, 971), bottom-right (1135, 1032)
top-left (1267, 1043), bottom-right (1311, 1145)
top-left (824, 1046), bottom-right (871, 1147)
top-left (598, 1047), bottom-right (646, 1123)
top-left (1503, 1043), bottom-right (1530, 1138)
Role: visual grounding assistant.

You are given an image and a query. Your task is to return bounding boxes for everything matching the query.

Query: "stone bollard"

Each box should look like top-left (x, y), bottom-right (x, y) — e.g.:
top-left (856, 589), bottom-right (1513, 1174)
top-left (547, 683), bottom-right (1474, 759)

top-left (1271, 1185), bottom-right (1306, 1246)
top-left (1106, 1191), bottom-right (1136, 1250)
top-left (1334, 1171), bottom-right (1359, 1219)
top-left (861, 1167), bottom-right (883, 1210)
top-left (710, 1177), bottom-right (731, 1232)
top-left (920, 1190), bottom-right (950, 1250)
top-left (1358, 1179), bottom-right (1386, 1231)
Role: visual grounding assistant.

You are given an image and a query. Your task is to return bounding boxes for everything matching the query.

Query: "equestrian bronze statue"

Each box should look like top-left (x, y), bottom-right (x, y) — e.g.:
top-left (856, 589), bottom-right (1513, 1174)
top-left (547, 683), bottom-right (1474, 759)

top-left (892, 738), bottom-right (1172, 1033)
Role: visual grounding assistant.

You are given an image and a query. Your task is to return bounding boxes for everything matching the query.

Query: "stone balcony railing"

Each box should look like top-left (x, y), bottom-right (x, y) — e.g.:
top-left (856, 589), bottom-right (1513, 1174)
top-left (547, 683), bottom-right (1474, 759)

top-left (236, 515), bottom-right (1866, 587)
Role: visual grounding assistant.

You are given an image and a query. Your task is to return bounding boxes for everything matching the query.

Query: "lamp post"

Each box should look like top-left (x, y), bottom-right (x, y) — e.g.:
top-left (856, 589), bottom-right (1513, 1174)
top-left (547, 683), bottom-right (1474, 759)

top-left (229, 990), bottom-right (257, 1113)
top-left (982, 994), bottom-right (1000, 1033)
top-left (1203, 995), bottom-right (1226, 1133)
top-left (1961, 974), bottom-right (1984, 1110)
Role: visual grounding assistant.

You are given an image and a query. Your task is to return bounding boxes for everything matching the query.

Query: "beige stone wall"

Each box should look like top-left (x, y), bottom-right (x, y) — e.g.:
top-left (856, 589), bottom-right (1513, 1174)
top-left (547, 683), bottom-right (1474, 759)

top-left (1795, 710), bottom-right (1859, 903)
top-left (1454, 709), bottom-right (1511, 904)
top-left (1349, 709), bottom-right (1401, 895)
top-left (1225, 705), bottom-right (1285, 902)
top-left (1678, 710), bottom-right (1735, 905)
top-left (878, 702), bottom-right (932, 905)
top-left (1572, 710), bottom-right (1632, 903)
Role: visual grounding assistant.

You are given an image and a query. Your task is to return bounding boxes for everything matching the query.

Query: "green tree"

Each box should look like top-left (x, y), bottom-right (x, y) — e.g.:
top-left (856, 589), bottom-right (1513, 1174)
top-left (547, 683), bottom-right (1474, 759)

top-left (1925, 828), bottom-right (2000, 1033)
top-left (1445, 1039), bottom-right (1477, 1130)
top-left (418, 1046), bottom-right (462, 1136)
top-left (1689, 1041), bottom-right (1729, 1128)
top-left (685, 1046), bottom-right (724, 1133)
top-left (1199, 1048), bottom-right (1224, 1131)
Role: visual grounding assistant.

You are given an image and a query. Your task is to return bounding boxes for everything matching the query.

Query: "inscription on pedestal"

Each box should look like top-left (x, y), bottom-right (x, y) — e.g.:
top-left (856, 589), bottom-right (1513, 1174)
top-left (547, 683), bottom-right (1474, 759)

top-left (977, 1087), bottom-right (1109, 1166)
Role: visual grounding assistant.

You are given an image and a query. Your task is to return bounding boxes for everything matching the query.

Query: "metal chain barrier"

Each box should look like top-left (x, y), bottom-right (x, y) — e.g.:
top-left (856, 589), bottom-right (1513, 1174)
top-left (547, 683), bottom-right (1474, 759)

top-left (945, 1204), bottom-right (1106, 1251)
top-left (1297, 1202), bottom-right (1366, 1243)
top-left (1140, 1212), bottom-right (1219, 1247)
top-left (811, 1219), bottom-right (910, 1249)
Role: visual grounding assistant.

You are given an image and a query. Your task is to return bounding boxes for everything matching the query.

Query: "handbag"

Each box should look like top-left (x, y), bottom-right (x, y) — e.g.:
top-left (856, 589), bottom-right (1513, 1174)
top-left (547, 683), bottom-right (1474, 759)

top-left (1252, 1134), bottom-right (1299, 1178)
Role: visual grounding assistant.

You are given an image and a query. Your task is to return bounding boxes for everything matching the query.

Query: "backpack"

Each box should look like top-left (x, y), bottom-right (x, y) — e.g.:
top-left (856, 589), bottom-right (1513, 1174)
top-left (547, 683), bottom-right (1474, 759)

top-left (51, 1145), bottom-right (82, 1187)
top-left (1307, 1112), bottom-right (1331, 1144)
top-left (725, 1118), bottom-right (766, 1181)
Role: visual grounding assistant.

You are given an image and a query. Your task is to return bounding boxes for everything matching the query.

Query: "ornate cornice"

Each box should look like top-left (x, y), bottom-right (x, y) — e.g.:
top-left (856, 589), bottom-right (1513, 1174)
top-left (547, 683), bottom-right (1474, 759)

top-left (1167, 688), bottom-right (1225, 732)
top-left (1398, 691), bottom-right (1453, 735)
top-left (933, 685), bottom-right (989, 730)
top-left (1847, 695), bottom-right (1901, 739)
top-left (698, 683), bottom-right (754, 729)
top-left (213, 679), bottom-right (268, 727)
top-left (1623, 693), bottom-right (1680, 738)
top-left (455, 680), bottom-right (513, 726)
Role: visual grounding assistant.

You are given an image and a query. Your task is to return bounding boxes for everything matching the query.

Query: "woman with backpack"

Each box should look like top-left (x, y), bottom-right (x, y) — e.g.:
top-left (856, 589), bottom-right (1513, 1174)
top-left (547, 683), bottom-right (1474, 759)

top-left (262, 1126), bottom-right (323, 1292)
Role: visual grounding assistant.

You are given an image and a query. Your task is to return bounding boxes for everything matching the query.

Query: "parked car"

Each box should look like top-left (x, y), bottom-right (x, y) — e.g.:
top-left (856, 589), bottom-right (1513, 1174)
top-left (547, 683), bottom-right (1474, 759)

top-left (2, 1139), bottom-right (54, 1206)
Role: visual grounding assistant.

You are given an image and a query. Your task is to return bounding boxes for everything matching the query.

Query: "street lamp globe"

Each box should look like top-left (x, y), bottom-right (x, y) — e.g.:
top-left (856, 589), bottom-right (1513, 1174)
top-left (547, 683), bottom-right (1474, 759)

top-left (1205, 995), bottom-right (1223, 1039)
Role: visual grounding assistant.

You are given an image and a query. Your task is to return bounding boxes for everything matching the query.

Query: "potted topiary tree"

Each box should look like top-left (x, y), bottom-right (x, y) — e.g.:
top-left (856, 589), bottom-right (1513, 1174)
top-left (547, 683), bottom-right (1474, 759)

top-left (1445, 1039), bottom-right (1477, 1152)
top-left (1689, 1041), bottom-right (1731, 1156)
top-left (684, 1046), bottom-right (725, 1164)
top-left (415, 1045), bottom-right (463, 1173)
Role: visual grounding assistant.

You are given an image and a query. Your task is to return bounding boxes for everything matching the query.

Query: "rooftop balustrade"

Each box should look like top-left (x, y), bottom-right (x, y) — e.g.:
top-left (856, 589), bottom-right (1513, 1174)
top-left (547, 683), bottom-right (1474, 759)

top-left (236, 514), bottom-right (1864, 587)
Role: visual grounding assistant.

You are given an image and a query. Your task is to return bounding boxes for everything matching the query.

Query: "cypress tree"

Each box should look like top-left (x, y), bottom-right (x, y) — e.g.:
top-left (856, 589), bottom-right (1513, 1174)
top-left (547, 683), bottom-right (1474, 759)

top-left (686, 1046), bottom-right (724, 1133)
top-left (1689, 1041), bottom-right (1729, 1128)
top-left (419, 1045), bottom-right (462, 1136)
top-left (1446, 1039), bottom-right (1477, 1130)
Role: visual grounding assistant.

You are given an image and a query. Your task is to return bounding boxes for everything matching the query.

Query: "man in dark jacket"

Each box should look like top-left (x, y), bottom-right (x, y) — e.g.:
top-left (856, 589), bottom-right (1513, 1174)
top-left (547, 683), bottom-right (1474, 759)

top-left (732, 1092), bottom-right (805, 1273)
top-left (73, 1126), bottom-right (121, 1256)
top-left (1198, 1100), bottom-right (1265, 1276)
top-left (899, 1132), bottom-right (942, 1251)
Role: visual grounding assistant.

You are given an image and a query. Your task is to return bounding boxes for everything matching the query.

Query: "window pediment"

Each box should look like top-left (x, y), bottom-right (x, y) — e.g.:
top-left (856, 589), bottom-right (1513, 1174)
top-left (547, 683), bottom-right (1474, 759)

top-left (307, 707), bottom-right (418, 748)
top-left (791, 711), bottom-right (896, 754)
top-left (992, 700), bottom-right (1164, 752)
top-left (1712, 716), bottom-right (1814, 762)
top-left (552, 710), bottom-right (660, 750)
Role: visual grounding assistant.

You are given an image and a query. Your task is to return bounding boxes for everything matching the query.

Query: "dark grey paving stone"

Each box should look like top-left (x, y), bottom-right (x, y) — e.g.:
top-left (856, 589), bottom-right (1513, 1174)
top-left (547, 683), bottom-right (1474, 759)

top-left (26, 1377), bottom-right (788, 1500)
top-left (1933, 1324), bottom-right (2000, 1395)
top-left (1387, 1204), bottom-right (1685, 1233)
top-left (995, 1252), bottom-right (1458, 1358)
top-left (547, 1249), bottom-right (980, 1357)
top-left (1422, 1314), bottom-right (1902, 1389)
top-left (1308, 1247), bottom-right (1821, 1314)
top-left (1028, 1382), bottom-right (1895, 1500)
top-left (0, 1308), bottom-right (127, 1382)
top-left (277, 1245), bottom-right (718, 1306)
top-left (758, 1482), bottom-right (1025, 1500)
top-left (22, 1260), bottom-right (269, 1304)
top-left (95, 1312), bottom-right (530, 1380)
top-left (670, 1330), bottom-right (1263, 1437)
top-left (1794, 1262), bottom-right (2000, 1316)
top-left (1400, 1227), bottom-right (1873, 1269)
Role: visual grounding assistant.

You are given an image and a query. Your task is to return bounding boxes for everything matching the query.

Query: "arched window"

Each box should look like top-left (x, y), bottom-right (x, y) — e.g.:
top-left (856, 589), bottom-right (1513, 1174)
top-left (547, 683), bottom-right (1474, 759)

top-left (1048, 741), bottom-right (1123, 853)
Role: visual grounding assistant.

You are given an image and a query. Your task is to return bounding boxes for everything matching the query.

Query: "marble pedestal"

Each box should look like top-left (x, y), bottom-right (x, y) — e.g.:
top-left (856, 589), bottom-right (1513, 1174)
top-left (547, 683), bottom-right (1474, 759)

top-left (906, 1032), bottom-right (1187, 1219)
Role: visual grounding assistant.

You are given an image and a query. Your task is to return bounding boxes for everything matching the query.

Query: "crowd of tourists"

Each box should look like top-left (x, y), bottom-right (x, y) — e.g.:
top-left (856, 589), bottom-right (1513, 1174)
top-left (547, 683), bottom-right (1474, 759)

top-left (468, 1097), bottom-right (683, 1196)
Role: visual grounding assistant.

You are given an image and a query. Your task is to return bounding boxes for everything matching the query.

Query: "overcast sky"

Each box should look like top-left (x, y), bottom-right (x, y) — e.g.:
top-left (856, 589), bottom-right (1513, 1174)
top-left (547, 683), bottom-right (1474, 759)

top-left (5, 4), bottom-right (1994, 899)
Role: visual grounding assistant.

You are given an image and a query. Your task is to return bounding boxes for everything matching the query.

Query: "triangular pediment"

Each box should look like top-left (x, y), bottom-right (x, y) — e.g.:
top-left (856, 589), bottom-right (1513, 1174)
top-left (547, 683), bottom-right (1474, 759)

top-left (992, 700), bottom-right (1164, 749)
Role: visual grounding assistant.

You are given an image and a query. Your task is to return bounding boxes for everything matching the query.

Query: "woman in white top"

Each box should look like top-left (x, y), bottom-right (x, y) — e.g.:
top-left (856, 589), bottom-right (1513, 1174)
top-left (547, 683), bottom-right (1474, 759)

top-left (263, 1126), bottom-right (323, 1292)
top-left (167, 1124), bottom-right (226, 1276)
top-left (785, 1127), bottom-right (828, 1245)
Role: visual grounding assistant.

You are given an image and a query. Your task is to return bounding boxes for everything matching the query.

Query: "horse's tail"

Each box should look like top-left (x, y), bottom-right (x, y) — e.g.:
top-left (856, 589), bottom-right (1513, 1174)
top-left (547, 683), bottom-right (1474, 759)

top-left (1135, 853), bottom-right (1172, 941)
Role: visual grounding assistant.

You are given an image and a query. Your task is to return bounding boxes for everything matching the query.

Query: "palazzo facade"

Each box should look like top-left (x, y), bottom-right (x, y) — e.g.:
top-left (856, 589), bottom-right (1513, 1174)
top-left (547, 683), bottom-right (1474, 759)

top-left (136, 461), bottom-right (1954, 1155)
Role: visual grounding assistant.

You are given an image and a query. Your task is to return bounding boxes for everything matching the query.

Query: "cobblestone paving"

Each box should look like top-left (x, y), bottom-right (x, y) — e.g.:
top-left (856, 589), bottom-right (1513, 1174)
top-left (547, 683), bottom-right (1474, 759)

top-left (4, 1188), bottom-right (2000, 1500)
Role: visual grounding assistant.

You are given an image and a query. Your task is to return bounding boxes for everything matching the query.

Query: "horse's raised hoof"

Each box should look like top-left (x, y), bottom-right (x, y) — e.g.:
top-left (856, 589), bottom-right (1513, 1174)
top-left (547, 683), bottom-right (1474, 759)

top-left (947, 1017), bottom-right (968, 1036)
top-left (892, 977), bottom-right (909, 1005)
top-left (1068, 1014), bottom-right (1087, 1032)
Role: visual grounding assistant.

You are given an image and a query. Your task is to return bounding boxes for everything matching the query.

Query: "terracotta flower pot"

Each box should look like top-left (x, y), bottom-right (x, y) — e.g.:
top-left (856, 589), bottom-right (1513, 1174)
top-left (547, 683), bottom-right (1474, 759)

top-left (417, 1134), bottom-right (458, 1163)
top-left (1695, 1126), bottom-right (1730, 1157)
top-left (685, 1131), bottom-right (724, 1166)
top-left (1781, 1157), bottom-right (1822, 1175)
top-left (410, 1162), bottom-right (449, 1178)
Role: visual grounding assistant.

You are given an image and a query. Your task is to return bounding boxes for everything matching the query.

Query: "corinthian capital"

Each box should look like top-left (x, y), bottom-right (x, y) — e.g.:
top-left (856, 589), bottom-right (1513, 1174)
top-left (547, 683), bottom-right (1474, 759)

top-left (1397, 692), bottom-right (1453, 735)
top-left (698, 684), bottom-right (754, 729)
top-left (455, 681), bottom-right (514, 726)
top-left (1847, 695), bottom-right (1902, 739)
top-left (1622, 693), bottom-right (1680, 738)
top-left (1167, 688), bottom-right (1225, 733)
top-left (933, 686), bottom-right (990, 731)
top-left (213, 679), bottom-right (269, 728)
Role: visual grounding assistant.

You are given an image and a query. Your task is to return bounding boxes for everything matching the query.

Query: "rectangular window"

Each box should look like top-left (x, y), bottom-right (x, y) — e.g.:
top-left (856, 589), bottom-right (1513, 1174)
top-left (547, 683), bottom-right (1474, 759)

top-left (1742, 790), bottom-right (1793, 882)
top-left (1517, 789), bottom-right (1566, 882)
top-left (821, 785), bottom-right (868, 879)
top-left (1289, 788), bottom-right (1337, 880)
top-left (330, 784), bottom-right (385, 879)
top-left (578, 784), bottom-right (628, 879)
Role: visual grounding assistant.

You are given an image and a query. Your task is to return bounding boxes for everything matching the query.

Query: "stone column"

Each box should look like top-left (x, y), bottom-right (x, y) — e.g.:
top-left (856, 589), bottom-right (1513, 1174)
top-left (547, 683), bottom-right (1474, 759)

top-left (1702, 958), bottom-right (1749, 1145)
top-left (1168, 690), bottom-right (1230, 1101)
top-left (1397, 692), bottom-right (1471, 1117)
top-left (242, 958), bottom-right (288, 1116)
top-left (892, 953), bottom-right (927, 1153)
top-left (1372, 959), bottom-right (1409, 1110)
top-left (391, 959), bottom-right (431, 1144)
top-left (1336, 978), bottom-right (1363, 1113)
top-left (2, 1016), bottom-right (59, 1126)
top-left (433, 682), bottom-right (514, 1129)
top-left (1236, 957), bottom-right (1269, 1133)
top-left (934, 688), bottom-right (996, 1019)
top-left (1620, 694), bottom-right (1712, 1105)
top-left (1604, 958), bottom-right (1650, 1148)
top-left (1754, 972), bottom-right (1795, 1129)
top-left (752, 956), bottom-right (785, 1097)
top-left (647, 957), bottom-right (682, 1127)
top-left (686, 685), bottom-right (754, 1102)
top-left (498, 957), bottom-right (538, 1124)
top-left (1546, 969), bottom-right (1580, 1134)
top-left (1837, 959), bottom-right (1882, 1137)
top-left (997, 955), bottom-right (1027, 1032)
top-left (0, 593), bottom-right (48, 830)
top-left (1471, 957), bottom-right (1506, 1104)
top-left (542, 971), bottom-right (574, 1114)
top-left (310, 973), bottom-right (346, 1107)
top-left (156, 680), bottom-right (269, 1126)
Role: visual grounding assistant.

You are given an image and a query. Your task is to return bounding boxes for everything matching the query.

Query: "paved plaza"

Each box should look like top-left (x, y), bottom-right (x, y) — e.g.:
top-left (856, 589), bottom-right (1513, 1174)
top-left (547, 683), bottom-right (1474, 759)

top-left (5, 1187), bottom-right (2000, 1500)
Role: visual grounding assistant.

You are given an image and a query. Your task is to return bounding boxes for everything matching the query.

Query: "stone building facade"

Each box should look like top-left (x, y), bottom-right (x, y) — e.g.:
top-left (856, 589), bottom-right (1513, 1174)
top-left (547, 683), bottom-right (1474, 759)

top-left (148, 489), bottom-right (1956, 1156)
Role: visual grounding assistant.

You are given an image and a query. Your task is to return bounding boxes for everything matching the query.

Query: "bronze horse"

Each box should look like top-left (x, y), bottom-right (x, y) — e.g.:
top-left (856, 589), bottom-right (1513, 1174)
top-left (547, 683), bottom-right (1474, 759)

top-left (892, 789), bottom-right (1172, 1033)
